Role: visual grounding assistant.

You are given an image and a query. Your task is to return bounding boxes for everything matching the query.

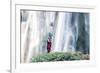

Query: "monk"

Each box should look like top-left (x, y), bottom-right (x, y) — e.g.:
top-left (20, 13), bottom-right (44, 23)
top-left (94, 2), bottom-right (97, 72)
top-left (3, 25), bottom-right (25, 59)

top-left (47, 38), bottom-right (52, 53)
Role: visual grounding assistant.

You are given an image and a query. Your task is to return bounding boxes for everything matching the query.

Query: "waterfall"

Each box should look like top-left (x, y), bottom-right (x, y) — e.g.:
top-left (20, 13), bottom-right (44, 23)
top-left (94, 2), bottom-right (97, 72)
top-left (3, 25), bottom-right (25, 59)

top-left (53, 12), bottom-right (66, 52)
top-left (21, 11), bottom-right (30, 63)
top-left (63, 13), bottom-right (73, 52)
top-left (63, 13), bottom-right (79, 52)
top-left (53, 12), bottom-right (79, 52)
top-left (26, 11), bottom-right (40, 62)
top-left (21, 10), bottom-right (89, 63)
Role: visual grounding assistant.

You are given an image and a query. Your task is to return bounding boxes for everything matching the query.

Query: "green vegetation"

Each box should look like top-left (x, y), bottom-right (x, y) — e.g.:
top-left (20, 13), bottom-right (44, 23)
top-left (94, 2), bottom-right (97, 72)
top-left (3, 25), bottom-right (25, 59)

top-left (31, 52), bottom-right (89, 63)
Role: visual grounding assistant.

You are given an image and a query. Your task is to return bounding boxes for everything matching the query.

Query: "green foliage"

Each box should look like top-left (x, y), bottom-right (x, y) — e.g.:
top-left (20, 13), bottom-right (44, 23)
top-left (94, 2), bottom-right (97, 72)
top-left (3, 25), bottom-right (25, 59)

top-left (31, 52), bottom-right (89, 63)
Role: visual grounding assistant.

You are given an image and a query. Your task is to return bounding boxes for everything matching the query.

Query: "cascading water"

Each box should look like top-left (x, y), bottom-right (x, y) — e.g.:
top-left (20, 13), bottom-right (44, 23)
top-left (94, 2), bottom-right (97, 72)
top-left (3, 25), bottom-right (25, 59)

top-left (53, 12), bottom-right (66, 52)
top-left (21, 10), bottom-right (89, 63)
top-left (62, 13), bottom-right (79, 52)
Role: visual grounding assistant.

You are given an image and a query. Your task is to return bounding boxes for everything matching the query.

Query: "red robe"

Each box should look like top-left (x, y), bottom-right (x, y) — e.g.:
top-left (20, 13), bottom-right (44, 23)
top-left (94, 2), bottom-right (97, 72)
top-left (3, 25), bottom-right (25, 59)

top-left (47, 41), bottom-right (51, 53)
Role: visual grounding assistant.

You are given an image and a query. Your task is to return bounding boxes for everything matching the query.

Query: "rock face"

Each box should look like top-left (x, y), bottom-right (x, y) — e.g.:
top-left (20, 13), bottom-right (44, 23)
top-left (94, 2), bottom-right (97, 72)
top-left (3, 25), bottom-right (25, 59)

top-left (20, 10), bottom-right (89, 63)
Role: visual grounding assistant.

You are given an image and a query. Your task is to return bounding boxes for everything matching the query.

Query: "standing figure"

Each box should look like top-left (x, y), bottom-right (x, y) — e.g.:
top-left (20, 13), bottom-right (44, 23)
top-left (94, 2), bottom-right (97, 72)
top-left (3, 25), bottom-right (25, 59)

top-left (47, 38), bottom-right (52, 53)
